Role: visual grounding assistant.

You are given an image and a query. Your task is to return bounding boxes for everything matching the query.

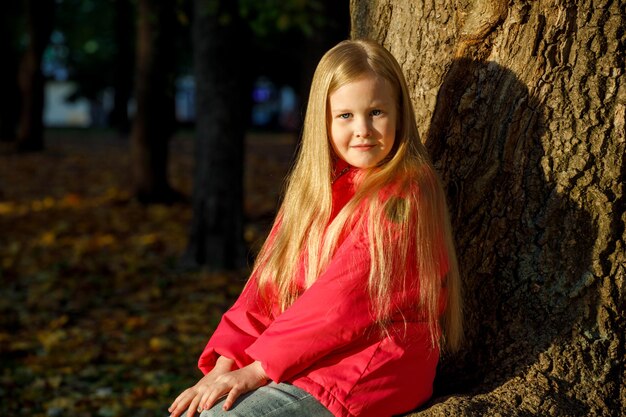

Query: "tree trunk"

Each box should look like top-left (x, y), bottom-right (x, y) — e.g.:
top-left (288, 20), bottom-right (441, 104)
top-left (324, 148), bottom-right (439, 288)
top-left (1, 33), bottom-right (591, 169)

top-left (0, 1), bottom-right (22, 142)
top-left (352, 1), bottom-right (624, 416)
top-left (15, 0), bottom-right (55, 152)
top-left (130, 0), bottom-right (178, 203)
top-left (110, 0), bottom-right (134, 135)
top-left (183, 0), bottom-right (251, 269)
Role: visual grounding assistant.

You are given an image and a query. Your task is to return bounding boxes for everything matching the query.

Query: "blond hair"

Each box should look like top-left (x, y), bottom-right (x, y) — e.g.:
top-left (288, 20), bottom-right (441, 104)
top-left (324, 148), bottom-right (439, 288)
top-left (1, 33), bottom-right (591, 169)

top-left (252, 39), bottom-right (462, 352)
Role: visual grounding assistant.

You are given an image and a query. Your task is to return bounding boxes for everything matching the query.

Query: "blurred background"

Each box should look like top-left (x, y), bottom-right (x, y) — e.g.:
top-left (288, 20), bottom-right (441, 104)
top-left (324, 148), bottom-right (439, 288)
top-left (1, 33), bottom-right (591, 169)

top-left (0, 0), bottom-right (349, 415)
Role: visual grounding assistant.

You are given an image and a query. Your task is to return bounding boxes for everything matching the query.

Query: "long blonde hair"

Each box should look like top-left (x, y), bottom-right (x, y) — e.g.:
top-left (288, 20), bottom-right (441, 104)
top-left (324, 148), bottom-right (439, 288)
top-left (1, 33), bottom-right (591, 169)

top-left (252, 39), bottom-right (462, 352)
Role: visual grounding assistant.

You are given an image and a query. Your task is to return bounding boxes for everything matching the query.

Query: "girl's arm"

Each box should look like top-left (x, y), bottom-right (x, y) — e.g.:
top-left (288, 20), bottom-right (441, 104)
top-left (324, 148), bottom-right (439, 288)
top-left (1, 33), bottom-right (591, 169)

top-left (244, 225), bottom-right (380, 382)
top-left (197, 222), bottom-right (283, 374)
top-left (197, 276), bottom-right (273, 374)
top-left (170, 272), bottom-right (275, 417)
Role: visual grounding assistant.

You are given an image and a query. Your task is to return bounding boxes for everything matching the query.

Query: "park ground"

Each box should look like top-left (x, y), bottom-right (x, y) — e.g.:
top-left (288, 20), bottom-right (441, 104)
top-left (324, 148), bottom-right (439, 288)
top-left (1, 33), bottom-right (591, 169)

top-left (0, 130), bottom-right (295, 416)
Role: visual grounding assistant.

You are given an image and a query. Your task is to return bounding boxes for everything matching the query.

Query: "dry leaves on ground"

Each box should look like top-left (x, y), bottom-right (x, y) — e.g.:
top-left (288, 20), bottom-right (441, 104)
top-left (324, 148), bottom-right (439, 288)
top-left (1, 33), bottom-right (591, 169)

top-left (0, 130), bottom-right (294, 416)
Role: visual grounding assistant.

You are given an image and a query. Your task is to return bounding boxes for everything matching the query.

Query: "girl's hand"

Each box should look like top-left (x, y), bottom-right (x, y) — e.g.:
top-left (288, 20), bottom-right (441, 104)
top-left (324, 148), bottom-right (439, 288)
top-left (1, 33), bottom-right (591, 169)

top-left (198, 361), bottom-right (269, 412)
top-left (168, 356), bottom-right (234, 417)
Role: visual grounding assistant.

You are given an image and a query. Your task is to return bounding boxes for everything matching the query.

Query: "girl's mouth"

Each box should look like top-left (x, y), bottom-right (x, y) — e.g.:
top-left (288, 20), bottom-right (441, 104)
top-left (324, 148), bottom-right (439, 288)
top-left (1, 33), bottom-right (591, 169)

top-left (352, 144), bottom-right (375, 150)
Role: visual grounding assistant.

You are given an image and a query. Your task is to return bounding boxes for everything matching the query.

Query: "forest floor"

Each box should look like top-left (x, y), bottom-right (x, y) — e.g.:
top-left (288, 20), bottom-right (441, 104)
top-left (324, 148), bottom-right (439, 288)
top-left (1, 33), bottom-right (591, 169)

top-left (0, 129), bottom-right (296, 416)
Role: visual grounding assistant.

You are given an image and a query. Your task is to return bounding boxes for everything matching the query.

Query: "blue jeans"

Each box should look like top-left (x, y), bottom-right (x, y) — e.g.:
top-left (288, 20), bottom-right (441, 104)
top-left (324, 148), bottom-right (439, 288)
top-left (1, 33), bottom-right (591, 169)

top-left (199, 382), bottom-right (334, 417)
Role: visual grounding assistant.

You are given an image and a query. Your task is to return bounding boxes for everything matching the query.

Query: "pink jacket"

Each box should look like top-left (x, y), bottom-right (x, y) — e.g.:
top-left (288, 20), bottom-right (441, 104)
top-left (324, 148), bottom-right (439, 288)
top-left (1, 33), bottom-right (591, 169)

top-left (198, 164), bottom-right (447, 417)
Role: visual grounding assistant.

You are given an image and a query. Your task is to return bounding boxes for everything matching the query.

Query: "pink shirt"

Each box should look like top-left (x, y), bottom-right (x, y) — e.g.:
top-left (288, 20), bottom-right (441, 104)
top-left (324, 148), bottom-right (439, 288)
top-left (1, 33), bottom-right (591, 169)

top-left (198, 163), bottom-right (446, 417)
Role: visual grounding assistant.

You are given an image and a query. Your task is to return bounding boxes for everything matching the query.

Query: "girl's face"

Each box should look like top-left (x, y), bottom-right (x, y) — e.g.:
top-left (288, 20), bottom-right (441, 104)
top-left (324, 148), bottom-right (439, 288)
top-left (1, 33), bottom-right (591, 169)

top-left (328, 74), bottom-right (397, 169)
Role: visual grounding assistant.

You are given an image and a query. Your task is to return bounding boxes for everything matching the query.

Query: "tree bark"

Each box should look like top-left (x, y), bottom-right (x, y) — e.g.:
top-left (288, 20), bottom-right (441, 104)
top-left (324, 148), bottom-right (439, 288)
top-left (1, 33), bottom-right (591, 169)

top-left (352, 1), bottom-right (624, 416)
top-left (183, 0), bottom-right (252, 269)
top-left (130, 0), bottom-right (179, 203)
top-left (15, 0), bottom-right (55, 152)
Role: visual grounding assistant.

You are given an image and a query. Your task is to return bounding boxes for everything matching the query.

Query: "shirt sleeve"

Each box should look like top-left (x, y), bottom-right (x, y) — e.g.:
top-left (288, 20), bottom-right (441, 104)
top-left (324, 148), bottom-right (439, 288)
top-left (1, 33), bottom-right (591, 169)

top-left (244, 224), bottom-right (377, 382)
top-left (197, 276), bottom-right (274, 374)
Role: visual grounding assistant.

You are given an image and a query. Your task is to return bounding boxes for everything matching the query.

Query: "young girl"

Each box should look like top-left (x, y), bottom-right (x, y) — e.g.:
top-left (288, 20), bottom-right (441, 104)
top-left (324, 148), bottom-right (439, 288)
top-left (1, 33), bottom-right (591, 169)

top-left (168, 39), bottom-right (462, 417)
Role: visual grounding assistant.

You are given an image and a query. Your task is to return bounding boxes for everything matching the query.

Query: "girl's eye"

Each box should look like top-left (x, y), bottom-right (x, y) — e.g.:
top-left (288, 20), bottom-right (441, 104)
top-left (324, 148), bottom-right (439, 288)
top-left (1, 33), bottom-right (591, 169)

top-left (339, 113), bottom-right (351, 119)
top-left (371, 109), bottom-right (383, 116)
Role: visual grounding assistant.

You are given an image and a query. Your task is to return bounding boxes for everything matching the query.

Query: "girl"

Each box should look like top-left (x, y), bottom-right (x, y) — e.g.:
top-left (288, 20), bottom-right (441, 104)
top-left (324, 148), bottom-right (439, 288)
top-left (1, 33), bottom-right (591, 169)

top-left (168, 39), bottom-right (462, 417)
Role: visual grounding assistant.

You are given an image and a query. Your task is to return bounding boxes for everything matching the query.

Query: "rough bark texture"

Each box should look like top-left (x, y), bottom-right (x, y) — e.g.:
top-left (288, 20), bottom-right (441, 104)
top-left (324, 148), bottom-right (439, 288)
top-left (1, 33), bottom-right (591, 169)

top-left (352, 1), bottom-right (624, 416)
top-left (16, 0), bottom-right (55, 152)
top-left (130, 0), bottom-right (178, 203)
top-left (183, 0), bottom-right (251, 269)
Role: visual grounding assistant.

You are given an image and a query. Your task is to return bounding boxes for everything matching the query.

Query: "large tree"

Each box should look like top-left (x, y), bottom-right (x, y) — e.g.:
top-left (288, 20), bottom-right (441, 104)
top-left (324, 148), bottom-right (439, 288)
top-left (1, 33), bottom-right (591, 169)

top-left (352, 0), bottom-right (624, 415)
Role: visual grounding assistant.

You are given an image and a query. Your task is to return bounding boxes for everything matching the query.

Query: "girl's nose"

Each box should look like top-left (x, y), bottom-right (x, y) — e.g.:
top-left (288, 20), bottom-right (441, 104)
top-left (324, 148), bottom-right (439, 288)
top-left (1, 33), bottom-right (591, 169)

top-left (355, 120), bottom-right (371, 138)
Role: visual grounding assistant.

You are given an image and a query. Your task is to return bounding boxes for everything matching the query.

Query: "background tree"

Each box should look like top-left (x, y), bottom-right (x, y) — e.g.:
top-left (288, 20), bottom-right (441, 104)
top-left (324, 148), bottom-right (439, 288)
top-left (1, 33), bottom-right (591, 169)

top-left (185, 0), bottom-right (349, 269)
top-left (54, 0), bottom-right (135, 132)
top-left (352, 0), bottom-right (624, 415)
top-left (16, 0), bottom-right (56, 152)
top-left (130, 0), bottom-right (182, 203)
top-left (184, 0), bottom-right (252, 269)
top-left (54, 0), bottom-right (116, 106)
top-left (110, 0), bottom-right (135, 134)
top-left (0, 2), bottom-right (23, 142)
